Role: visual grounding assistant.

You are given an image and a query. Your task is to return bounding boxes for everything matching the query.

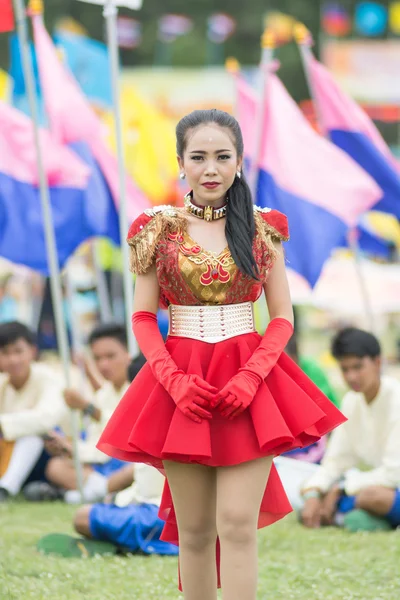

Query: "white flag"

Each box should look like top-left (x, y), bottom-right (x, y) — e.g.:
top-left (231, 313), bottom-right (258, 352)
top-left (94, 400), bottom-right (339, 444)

top-left (76, 0), bottom-right (143, 9)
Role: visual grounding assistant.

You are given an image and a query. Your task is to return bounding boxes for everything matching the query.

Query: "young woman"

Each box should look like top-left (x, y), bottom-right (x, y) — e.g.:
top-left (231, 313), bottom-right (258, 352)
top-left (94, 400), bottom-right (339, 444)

top-left (98, 109), bottom-right (345, 600)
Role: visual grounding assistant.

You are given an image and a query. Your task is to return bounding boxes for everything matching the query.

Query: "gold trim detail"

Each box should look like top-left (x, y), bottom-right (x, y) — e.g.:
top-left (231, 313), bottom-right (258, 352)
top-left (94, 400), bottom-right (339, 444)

top-left (184, 193), bottom-right (227, 221)
top-left (127, 209), bottom-right (188, 274)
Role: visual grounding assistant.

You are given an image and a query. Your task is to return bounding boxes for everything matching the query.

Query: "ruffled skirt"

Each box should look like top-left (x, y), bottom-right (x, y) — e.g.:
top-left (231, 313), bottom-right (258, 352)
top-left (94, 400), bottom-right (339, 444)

top-left (98, 332), bottom-right (345, 548)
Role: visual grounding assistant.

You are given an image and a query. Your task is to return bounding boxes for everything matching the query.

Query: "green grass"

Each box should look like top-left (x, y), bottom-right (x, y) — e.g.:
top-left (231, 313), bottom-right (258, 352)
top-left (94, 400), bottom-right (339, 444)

top-left (1, 502), bottom-right (400, 599)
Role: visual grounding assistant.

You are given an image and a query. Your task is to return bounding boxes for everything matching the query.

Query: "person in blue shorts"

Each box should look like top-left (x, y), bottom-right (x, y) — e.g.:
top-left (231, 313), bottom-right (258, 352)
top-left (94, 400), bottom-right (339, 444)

top-left (73, 462), bottom-right (178, 557)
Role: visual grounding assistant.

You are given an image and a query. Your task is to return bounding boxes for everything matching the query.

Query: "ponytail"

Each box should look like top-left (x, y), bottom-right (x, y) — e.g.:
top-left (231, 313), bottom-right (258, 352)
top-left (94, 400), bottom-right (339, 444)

top-left (226, 174), bottom-right (259, 280)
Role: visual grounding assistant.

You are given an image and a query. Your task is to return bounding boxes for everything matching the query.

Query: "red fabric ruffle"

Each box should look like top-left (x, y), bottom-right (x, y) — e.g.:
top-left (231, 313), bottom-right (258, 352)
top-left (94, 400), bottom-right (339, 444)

top-left (98, 333), bottom-right (346, 546)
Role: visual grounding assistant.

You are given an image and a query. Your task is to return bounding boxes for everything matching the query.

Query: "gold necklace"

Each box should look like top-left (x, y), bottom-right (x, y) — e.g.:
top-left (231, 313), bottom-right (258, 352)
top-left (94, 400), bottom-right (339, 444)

top-left (184, 193), bottom-right (227, 222)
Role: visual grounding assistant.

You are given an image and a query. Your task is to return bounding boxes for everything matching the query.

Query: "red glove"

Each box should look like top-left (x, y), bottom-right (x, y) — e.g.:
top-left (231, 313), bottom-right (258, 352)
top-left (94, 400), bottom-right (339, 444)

top-left (132, 311), bottom-right (217, 424)
top-left (215, 318), bottom-right (294, 419)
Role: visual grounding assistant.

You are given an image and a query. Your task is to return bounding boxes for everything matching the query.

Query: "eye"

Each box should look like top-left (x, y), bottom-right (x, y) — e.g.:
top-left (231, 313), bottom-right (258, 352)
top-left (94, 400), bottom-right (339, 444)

top-left (191, 155), bottom-right (204, 161)
top-left (218, 154), bottom-right (231, 160)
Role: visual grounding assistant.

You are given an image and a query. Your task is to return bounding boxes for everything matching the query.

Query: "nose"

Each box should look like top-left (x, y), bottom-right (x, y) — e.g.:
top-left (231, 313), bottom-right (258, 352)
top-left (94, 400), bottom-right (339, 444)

top-left (204, 160), bottom-right (218, 176)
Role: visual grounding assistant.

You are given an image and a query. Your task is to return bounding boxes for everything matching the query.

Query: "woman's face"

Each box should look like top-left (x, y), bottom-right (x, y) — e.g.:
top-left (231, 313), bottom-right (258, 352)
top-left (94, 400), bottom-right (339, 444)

top-left (178, 124), bottom-right (242, 206)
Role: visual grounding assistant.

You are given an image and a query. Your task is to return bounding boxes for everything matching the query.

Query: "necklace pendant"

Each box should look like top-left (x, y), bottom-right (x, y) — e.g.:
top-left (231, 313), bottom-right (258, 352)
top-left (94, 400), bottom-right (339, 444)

top-left (204, 205), bottom-right (213, 222)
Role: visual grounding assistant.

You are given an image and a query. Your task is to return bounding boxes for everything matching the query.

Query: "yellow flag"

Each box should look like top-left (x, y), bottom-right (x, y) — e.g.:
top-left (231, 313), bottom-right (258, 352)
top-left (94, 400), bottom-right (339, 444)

top-left (0, 70), bottom-right (10, 102)
top-left (103, 87), bottom-right (178, 205)
top-left (389, 2), bottom-right (400, 34)
top-left (366, 211), bottom-right (400, 248)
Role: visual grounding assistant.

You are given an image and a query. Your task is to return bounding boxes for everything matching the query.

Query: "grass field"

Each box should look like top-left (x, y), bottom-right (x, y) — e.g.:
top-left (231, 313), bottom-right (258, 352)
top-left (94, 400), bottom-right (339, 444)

top-left (1, 502), bottom-right (400, 600)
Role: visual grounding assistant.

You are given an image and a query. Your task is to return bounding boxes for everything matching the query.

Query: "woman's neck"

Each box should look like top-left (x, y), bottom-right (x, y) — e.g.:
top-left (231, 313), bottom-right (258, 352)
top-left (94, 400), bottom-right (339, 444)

top-left (191, 193), bottom-right (227, 210)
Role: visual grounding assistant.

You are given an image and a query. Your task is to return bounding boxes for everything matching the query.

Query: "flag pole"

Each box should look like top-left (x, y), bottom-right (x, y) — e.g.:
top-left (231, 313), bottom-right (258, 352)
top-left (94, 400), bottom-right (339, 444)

top-left (248, 28), bottom-right (276, 201)
top-left (91, 241), bottom-right (113, 322)
top-left (14, 0), bottom-right (84, 497)
top-left (225, 57), bottom-right (240, 119)
top-left (103, 0), bottom-right (136, 356)
top-left (295, 23), bottom-right (375, 331)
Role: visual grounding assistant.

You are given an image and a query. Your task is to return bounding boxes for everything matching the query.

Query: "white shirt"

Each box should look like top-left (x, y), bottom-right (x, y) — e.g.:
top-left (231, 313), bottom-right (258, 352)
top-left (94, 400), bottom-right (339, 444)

top-left (77, 380), bottom-right (129, 464)
top-left (0, 363), bottom-right (65, 441)
top-left (303, 375), bottom-right (400, 496)
top-left (114, 464), bottom-right (164, 507)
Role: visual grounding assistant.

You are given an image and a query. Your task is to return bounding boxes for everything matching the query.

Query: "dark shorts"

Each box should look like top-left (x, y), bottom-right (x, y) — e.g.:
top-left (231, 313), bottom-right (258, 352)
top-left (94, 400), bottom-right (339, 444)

top-left (25, 449), bottom-right (51, 485)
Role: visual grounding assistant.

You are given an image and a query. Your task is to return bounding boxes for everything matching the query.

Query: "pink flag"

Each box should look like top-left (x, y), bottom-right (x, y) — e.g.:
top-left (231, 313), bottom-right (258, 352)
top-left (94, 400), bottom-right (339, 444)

top-left (308, 56), bottom-right (400, 172)
top-left (0, 101), bottom-right (89, 188)
top-left (236, 72), bottom-right (382, 286)
top-left (237, 73), bottom-right (382, 227)
top-left (32, 15), bottom-right (148, 220)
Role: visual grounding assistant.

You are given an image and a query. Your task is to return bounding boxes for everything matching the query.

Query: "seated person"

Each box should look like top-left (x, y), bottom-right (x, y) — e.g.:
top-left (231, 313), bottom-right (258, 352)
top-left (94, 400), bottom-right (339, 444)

top-left (274, 333), bottom-right (339, 509)
top-left (300, 327), bottom-right (400, 531)
top-left (45, 323), bottom-right (136, 503)
top-left (73, 462), bottom-right (178, 557)
top-left (0, 321), bottom-right (65, 501)
top-left (72, 354), bottom-right (177, 557)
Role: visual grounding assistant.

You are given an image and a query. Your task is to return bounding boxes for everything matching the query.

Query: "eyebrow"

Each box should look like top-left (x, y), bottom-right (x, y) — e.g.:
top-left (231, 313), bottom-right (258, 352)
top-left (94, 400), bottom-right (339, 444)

top-left (189, 149), bottom-right (232, 154)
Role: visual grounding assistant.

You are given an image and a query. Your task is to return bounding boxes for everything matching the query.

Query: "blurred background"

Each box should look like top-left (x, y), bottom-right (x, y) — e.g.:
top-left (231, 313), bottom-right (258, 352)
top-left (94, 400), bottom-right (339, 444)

top-left (1, 0), bottom-right (400, 385)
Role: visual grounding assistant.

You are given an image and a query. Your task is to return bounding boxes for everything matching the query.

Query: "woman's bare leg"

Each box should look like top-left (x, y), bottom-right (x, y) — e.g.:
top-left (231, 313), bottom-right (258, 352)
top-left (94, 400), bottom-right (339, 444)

top-left (163, 461), bottom-right (217, 600)
top-left (216, 456), bottom-right (273, 600)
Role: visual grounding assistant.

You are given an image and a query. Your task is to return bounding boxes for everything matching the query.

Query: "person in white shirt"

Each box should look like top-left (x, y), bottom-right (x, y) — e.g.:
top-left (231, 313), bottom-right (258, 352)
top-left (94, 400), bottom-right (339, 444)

top-left (0, 321), bottom-right (65, 501)
top-left (301, 327), bottom-right (400, 531)
top-left (44, 324), bottom-right (134, 503)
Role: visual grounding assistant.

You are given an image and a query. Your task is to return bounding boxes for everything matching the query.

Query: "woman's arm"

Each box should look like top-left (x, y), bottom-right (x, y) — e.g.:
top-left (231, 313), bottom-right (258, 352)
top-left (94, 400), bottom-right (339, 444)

top-left (263, 242), bottom-right (294, 325)
top-left (133, 264), bottom-right (161, 315)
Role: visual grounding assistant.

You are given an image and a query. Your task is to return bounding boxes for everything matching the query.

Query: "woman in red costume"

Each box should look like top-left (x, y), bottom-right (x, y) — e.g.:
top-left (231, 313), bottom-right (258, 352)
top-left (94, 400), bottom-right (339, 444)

top-left (98, 109), bottom-right (345, 599)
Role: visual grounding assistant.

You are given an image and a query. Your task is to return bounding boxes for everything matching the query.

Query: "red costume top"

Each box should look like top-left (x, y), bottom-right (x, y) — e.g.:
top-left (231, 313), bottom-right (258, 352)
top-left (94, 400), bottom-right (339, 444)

top-left (98, 205), bottom-right (345, 555)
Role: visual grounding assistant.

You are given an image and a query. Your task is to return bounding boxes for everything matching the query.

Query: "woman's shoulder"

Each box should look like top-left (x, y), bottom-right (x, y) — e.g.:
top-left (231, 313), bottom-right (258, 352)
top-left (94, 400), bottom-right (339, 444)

top-left (126, 206), bottom-right (187, 275)
top-left (253, 205), bottom-right (289, 242)
top-left (127, 205), bottom-right (186, 241)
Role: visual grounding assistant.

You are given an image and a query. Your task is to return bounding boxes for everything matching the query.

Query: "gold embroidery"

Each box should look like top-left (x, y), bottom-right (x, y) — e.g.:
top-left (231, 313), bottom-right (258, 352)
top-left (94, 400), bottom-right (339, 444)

top-left (169, 231), bottom-right (235, 287)
top-left (253, 211), bottom-right (279, 260)
top-left (168, 231), bottom-right (238, 304)
top-left (127, 208), bottom-right (188, 274)
top-left (253, 206), bottom-right (289, 243)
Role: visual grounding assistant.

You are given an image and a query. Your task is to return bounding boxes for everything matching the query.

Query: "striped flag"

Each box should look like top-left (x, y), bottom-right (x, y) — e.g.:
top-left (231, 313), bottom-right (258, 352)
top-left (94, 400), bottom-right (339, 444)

top-left (307, 55), bottom-right (400, 219)
top-left (32, 14), bottom-right (148, 222)
top-left (237, 74), bottom-right (382, 286)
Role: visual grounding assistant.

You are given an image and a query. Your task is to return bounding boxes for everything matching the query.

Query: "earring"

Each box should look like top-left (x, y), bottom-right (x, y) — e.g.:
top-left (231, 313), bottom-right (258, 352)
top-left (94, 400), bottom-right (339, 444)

top-left (236, 170), bottom-right (242, 179)
top-left (180, 172), bottom-right (186, 180)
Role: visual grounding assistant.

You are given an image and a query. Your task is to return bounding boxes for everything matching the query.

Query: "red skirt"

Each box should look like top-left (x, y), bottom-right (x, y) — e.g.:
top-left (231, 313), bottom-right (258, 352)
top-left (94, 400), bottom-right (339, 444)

top-left (98, 332), bottom-right (346, 544)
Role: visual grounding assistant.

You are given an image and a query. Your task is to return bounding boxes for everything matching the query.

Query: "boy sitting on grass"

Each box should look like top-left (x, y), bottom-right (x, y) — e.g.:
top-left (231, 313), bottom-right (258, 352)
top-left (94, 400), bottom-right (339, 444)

top-left (301, 327), bottom-right (400, 532)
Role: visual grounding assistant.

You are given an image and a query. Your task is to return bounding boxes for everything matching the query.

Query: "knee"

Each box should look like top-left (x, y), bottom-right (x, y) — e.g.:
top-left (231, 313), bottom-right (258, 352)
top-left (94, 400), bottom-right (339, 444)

top-left (45, 457), bottom-right (63, 481)
top-left (217, 508), bottom-right (255, 546)
top-left (73, 505), bottom-right (92, 537)
top-left (356, 486), bottom-right (394, 512)
top-left (179, 520), bottom-right (217, 553)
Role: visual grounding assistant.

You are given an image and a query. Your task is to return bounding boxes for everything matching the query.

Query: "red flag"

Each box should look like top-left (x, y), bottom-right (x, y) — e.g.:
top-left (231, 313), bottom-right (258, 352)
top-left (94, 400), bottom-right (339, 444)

top-left (0, 0), bottom-right (14, 33)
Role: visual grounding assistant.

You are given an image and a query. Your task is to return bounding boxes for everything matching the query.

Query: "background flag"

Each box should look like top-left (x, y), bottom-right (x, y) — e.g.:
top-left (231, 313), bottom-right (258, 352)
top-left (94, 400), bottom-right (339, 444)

top-left (237, 74), bottom-right (382, 286)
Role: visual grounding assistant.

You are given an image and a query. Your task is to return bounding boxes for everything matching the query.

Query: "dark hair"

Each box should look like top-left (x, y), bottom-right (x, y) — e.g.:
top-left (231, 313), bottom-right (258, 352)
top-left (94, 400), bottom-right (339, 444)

top-left (0, 321), bottom-right (36, 348)
top-left (331, 327), bottom-right (381, 360)
top-left (128, 353), bottom-right (146, 382)
top-left (88, 323), bottom-right (128, 349)
top-left (176, 109), bottom-right (259, 280)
